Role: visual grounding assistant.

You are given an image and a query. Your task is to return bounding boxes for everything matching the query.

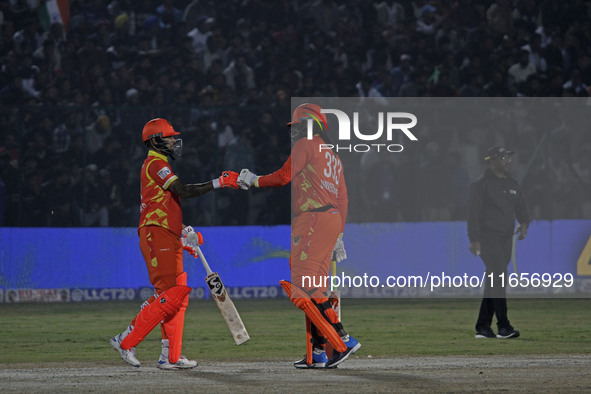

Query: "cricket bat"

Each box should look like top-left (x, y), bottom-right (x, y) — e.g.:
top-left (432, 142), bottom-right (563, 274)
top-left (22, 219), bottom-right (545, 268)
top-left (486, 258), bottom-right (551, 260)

top-left (195, 246), bottom-right (250, 345)
top-left (329, 259), bottom-right (341, 320)
top-left (325, 259), bottom-right (341, 359)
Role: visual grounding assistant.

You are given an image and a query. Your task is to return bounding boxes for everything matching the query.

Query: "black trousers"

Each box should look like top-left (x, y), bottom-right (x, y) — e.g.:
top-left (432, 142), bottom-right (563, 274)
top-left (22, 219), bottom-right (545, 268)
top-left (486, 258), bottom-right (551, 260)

top-left (475, 233), bottom-right (513, 331)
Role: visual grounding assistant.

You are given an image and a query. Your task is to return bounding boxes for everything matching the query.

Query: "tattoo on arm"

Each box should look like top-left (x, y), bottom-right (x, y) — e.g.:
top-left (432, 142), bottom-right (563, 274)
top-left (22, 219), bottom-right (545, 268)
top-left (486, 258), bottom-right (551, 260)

top-left (168, 179), bottom-right (213, 198)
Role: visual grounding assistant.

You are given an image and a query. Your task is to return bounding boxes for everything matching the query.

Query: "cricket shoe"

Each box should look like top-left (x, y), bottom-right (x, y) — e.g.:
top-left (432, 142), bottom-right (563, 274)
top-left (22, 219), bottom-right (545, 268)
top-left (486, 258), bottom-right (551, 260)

top-left (475, 327), bottom-right (496, 338)
top-left (325, 336), bottom-right (361, 369)
top-left (110, 334), bottom-right (140, 367)
top-left (294, 349), bottom-right (328, 369)
top-left (496, 326), bottom-right (520, 339)
top-left (157, 354), bottom-right (198, 370)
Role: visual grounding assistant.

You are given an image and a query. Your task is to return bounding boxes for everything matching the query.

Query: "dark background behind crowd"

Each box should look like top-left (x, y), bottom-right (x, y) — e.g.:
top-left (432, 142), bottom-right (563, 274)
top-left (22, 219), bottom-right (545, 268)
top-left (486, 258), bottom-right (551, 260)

top-left (0, 0), bottom-right (590, 227)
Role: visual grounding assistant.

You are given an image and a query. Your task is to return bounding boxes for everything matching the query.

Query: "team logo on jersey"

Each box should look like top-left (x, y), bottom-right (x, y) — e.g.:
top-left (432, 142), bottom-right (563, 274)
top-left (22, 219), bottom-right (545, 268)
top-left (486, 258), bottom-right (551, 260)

top-left (157, 167), bottom-right (171, 179)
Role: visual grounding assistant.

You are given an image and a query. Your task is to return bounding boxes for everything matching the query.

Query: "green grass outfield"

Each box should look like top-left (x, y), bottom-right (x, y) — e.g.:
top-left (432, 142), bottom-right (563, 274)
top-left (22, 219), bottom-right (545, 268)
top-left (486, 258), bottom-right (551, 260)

top-left (0, 298), bottom-right (589, 364)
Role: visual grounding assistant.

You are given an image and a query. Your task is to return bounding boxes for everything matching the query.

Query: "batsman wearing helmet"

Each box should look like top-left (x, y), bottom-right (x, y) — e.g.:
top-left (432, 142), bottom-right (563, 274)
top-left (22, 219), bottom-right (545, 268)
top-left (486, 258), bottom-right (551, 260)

top-left (110, 118), bottom-right (239, 369)
top-left (237, 103), bottom-right (360, 368)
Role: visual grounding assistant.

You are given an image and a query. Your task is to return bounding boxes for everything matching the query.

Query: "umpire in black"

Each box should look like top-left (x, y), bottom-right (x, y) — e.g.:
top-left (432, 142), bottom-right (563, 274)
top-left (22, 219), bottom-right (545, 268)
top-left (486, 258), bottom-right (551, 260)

top-left (468, 146), bottom-right (529, 339)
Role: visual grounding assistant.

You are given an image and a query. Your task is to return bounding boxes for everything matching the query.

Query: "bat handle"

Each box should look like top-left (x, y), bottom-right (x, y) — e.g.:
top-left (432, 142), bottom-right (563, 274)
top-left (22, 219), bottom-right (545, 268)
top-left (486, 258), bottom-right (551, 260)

top-left (330, 260), bottom-right (337, 291)
top-left (195, 246), bottom-right (214, 276)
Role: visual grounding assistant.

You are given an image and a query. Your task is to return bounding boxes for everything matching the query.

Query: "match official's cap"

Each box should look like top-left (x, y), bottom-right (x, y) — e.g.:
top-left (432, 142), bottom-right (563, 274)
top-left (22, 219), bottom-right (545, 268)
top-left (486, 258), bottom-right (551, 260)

top-left (484, 146), bottom-right (514, 160)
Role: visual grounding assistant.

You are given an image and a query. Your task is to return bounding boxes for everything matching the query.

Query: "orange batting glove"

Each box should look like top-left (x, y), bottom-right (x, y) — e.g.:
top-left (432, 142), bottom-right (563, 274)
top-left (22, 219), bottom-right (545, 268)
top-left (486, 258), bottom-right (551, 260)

top-left (213, 171), bottom-right (239, 189)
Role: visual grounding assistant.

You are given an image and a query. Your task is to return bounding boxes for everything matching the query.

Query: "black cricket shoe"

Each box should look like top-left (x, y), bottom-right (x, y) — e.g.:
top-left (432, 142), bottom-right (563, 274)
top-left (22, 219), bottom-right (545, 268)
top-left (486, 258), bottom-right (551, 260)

top-left (497, 326), bottom-right (520, 339)
top-left (325, 336), bottom-right (361, 369)
top-left (294, 349), bottom-right (328, 369)
top-left (475, 327), bottom-right (496, 338)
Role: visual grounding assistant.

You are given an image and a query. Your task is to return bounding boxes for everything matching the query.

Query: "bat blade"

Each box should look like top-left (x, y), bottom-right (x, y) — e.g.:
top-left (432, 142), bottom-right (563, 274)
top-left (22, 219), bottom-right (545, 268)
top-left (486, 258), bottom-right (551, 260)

top-left (205, 272), bottom-right (250, 345)
top-left (329, 259), bottom-right (341, 320)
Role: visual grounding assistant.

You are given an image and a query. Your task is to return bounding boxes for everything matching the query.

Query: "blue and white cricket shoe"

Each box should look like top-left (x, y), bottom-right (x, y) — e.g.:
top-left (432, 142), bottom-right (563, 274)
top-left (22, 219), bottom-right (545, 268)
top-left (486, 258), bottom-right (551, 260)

top-left (157, 354), bottom-right (198, 370)
top-left (294, 348), bottom-right (329, 369)
top-left (110, 333), bottom-right (140, 368)
top-left (325, 336), bottom-right (361, 368)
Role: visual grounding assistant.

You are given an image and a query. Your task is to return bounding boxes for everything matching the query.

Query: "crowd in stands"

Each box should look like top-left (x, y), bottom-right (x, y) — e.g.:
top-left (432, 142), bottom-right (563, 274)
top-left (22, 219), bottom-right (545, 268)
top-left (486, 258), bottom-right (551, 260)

top-left (0, 0), bottom-right (590, 227)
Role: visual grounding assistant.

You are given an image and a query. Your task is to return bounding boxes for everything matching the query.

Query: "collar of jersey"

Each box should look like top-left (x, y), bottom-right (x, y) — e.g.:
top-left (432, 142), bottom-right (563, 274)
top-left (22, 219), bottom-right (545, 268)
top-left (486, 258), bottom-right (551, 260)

top-left (148, 150), bottom-right (169, 162)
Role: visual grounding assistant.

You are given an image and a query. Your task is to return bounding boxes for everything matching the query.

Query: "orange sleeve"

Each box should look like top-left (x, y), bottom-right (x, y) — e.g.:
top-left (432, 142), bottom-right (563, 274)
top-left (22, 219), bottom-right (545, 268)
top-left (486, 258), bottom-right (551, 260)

top-left (257, 155), bottom-right (291, 187)
top-left (258, 138), bottom-right (312, 187)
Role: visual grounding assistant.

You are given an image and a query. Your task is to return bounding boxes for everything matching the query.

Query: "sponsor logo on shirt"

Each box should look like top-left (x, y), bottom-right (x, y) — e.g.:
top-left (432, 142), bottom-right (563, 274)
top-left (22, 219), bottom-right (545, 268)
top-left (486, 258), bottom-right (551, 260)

top-left (157, 167), bottom-right (171, 179)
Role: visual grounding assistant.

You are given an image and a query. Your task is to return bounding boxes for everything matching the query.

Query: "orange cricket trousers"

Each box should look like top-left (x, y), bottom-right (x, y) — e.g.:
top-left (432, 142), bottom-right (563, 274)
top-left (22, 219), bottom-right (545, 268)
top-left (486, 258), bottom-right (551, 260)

top-left (138, 225), bottom-right (184, 294)
top-left (133, 226), bottom-right (184, 337)
top-left (290, 211), bottom-right (341, 296)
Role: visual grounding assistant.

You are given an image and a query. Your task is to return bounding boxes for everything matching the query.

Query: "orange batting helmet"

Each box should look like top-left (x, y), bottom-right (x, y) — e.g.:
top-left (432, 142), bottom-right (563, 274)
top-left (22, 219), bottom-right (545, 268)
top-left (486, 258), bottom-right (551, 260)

top-left (142, 118), bottom-right (180, 142)
top-left (287, 103), bottom-right (328, 129)
top-left (142, 118), bottom-right (182, 159)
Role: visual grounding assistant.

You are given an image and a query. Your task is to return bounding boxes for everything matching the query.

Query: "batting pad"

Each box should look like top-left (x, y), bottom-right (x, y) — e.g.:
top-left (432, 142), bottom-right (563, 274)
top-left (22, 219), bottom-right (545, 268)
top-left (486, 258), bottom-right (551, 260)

top-left (121, 285), bottom-right (191, 350)
top-left (162, 272), bottom-right (189, 363)
top-left (306, 316), bottom-right (313, 365)
top-left (299, 300), bottom-right (346, 353)
top-left (280, 280), bottom-right (346, 353)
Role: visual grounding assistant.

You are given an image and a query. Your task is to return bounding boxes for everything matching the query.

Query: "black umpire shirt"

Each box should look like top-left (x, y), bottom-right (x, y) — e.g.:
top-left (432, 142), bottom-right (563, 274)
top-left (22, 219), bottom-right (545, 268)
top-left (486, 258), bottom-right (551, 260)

top-left (467, 168), bottom-right (530, 242)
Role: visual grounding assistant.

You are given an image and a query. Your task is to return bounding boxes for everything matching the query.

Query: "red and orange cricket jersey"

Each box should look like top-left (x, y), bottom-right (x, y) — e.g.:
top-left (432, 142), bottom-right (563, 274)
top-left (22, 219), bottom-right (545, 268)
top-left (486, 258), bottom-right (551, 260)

top-left (138, 151), bottom-right (183, 237)
top-left (258, 135), bottom-right (348, 233)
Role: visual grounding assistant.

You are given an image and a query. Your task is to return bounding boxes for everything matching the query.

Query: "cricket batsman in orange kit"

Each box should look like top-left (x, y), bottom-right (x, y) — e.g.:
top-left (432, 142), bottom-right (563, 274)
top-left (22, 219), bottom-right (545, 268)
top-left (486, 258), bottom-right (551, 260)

top-left (110, 118), bottom-right (239, 369)
top-left (237, 103), bottom-right (360, 368)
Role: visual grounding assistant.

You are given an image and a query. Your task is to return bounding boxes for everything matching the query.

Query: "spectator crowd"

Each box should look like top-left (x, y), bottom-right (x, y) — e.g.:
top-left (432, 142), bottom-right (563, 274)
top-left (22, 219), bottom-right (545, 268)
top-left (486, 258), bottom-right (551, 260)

top-left (0, 0), bottom-right (590, 227)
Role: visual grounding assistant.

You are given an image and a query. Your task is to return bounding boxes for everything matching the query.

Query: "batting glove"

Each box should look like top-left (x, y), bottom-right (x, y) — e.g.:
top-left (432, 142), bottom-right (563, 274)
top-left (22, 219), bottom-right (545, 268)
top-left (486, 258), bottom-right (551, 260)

top-left (332, 233), bottom-right (347, 263)
top-left (213, 170), bottom-right (239, 189)
top-left (237, 168), bottom-right (259, 190)
top-left (181, 226), bottom-right (204, 258)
